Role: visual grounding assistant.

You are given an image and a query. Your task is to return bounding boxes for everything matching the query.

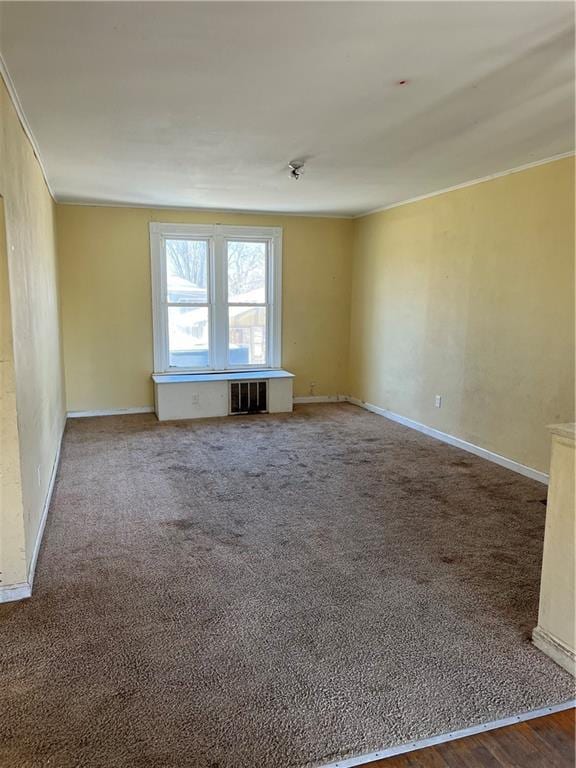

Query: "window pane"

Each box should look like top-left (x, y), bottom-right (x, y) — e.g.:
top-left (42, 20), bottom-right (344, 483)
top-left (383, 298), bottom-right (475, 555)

top-left (166, 239), bottom-right (208, 303)
top-left (227, 241), bottom-right (266, 304)
top-left (229, 306), bottom-right (266, 366)
top-left (168, 306), bottom-right (209, 368)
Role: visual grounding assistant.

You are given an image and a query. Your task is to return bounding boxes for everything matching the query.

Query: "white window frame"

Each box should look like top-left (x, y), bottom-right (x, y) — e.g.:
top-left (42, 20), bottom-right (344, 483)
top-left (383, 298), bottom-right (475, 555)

top-left (150, 222), bottom-right (282, 373)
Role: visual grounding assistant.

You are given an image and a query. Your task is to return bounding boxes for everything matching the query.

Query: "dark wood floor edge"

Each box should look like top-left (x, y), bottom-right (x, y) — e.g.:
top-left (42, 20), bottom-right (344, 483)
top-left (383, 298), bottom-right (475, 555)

top-left (317, 700), bottom-right (576, 768)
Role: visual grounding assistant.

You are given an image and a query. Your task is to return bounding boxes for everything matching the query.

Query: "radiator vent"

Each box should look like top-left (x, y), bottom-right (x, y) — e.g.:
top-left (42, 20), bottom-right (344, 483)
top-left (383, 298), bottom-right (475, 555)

top-left (229, 380), bottom-right (268, 415)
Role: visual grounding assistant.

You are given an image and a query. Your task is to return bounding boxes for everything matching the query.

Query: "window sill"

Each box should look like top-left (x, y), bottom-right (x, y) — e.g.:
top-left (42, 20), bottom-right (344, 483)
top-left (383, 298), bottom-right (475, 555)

top-left (152, 369), bottom-right (294, 384)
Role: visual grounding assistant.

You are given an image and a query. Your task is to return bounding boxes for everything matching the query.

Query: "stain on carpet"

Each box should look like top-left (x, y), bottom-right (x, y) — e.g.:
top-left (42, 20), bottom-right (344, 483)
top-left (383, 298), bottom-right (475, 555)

top-left (0, 404), bottom-right (573, 768)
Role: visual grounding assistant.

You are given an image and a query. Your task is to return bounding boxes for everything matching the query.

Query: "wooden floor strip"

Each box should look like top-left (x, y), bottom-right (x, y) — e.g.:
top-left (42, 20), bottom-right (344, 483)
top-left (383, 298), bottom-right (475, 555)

top-left (322, 702), bottom-right (575, 768)
top-left (372, 709), bottom-right (575, 767)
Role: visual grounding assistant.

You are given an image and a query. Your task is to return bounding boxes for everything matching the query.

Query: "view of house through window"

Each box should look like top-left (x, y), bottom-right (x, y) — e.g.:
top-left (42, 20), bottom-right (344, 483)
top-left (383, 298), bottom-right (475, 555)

top-left (166, 239), bottom-right (210, 367)
top-left (151, 224), bottom-right (281, 372)
top-left (227, 240), bottom-right (267, 366)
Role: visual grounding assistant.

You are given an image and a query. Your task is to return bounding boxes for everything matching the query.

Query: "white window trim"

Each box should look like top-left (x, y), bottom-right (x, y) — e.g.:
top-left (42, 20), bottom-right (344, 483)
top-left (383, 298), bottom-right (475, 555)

top-left (150, 222), bottom-right (282, 374)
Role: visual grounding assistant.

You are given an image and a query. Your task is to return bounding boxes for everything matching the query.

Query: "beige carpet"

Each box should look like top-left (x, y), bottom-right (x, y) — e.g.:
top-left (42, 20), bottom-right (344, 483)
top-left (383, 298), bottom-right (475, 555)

top-left (0, 403), bottom-right (573, 768)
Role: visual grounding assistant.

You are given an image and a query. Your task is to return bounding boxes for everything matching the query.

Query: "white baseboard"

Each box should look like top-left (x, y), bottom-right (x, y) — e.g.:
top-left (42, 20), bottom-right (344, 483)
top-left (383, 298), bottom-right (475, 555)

top-left (0, 581), bottom-right (32, 603)
top-left (346, 397), bottom-right (548, 485)
top-left (293, 395), bottom-right (345, 404)
top-left (67, 406), bottom-right (154, 418)
top-left (319, 699), bottom-right (576, 768)
top-left (533, 626), bottom-right (576, 677)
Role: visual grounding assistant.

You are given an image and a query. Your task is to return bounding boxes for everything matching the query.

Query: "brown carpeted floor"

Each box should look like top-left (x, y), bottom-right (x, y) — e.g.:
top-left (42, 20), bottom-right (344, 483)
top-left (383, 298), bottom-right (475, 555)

top-left (0, 403), bottom-right (573, 768)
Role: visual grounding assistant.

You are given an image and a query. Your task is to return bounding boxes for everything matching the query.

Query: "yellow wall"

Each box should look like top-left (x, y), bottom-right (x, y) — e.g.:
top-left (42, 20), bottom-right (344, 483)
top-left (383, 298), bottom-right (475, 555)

top-left (349, 157), bottom-right (575, 473)
top-left (56, 206), bottom-right (353, 410)
top-left (0, 76), bottom-right (66, 586)
top-left (0, 198), bottom-right (27, 586)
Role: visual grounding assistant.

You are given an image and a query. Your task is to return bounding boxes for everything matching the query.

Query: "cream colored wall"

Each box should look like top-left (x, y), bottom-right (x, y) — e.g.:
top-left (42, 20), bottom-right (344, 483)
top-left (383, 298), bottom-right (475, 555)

top-left (0, 198), bottom-right (27, 586)
top-left (349, 157), bottom-right (575, 474)
top-left (0, 76), bottom-right (66, 584)
top-left (56, 206), bottom-right (353, 410)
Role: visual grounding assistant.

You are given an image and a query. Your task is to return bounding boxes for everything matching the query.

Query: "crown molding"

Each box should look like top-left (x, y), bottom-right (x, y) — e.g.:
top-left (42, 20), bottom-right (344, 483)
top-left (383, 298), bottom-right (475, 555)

top-left (355, 151), bottom-right (575, 219)
top-left (0, 51), bottom-right (55, 199)
top-left (56, 198), bottom-right (355, 220)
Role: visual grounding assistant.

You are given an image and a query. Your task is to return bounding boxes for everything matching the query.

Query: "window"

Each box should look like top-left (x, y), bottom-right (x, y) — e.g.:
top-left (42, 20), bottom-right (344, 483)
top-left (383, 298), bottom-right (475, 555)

top-left (150, 223), bottom-right (282, 372)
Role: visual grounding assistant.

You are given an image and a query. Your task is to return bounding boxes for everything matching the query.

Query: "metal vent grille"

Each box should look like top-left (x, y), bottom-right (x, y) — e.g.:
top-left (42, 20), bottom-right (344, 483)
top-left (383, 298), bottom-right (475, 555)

top-left (229, 380), bottom-right (268, 415)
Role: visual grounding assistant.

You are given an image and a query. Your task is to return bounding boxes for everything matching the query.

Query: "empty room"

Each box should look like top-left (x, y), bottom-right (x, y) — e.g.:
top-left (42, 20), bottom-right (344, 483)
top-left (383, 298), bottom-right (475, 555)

top-left (0, 2), bottom-right (575, 767)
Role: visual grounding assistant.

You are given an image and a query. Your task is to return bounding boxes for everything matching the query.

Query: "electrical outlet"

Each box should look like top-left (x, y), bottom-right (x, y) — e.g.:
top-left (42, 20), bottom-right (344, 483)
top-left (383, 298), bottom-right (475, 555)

top-left (190, 393), bottom-right (200, 405)
top-left (434, 395), bottom-right (442, 408)
top-left (309, 382), bottom-right (316, 396)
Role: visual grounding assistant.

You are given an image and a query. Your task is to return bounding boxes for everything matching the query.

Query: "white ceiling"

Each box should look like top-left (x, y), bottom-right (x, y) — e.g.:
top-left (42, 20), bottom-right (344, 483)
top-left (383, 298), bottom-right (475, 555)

top-left (1, 2), bottom-right (574, 216)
